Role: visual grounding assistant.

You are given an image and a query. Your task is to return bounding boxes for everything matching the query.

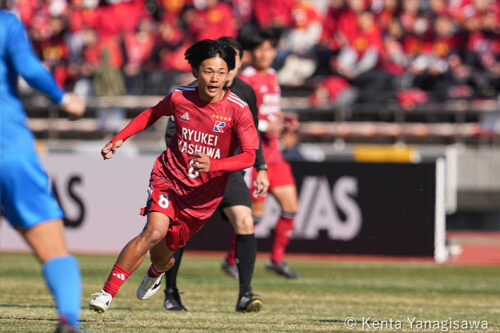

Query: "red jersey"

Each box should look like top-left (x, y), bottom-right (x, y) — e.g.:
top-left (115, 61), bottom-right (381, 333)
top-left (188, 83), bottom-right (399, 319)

top-left (240, 66), bottom-right (283, 165)
top-left (114, 86), bottom-right (259, 219)
top-left (188, 3), bottom-right (237, 41)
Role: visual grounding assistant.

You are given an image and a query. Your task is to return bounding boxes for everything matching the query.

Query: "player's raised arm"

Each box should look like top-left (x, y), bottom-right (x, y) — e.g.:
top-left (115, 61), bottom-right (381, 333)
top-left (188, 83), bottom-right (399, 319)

top-left (101, 95), bottom-right (173, 160)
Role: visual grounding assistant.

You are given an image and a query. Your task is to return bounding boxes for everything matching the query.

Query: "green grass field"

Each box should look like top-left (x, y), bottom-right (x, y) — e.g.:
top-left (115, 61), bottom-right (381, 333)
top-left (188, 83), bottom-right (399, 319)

top-left (1, 252), bottom-right (499, 332)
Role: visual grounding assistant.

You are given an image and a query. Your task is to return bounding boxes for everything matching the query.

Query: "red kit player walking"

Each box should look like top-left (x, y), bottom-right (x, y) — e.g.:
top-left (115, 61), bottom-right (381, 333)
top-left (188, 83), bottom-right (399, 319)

top-left (238, 30), bottom-right (301, 278)
top-left (88, 39), bottom-right (259, 312)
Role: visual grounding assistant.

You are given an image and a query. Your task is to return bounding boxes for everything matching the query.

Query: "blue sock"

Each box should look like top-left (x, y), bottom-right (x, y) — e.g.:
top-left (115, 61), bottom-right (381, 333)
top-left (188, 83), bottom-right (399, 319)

top-left (43, 255), bottom-right (81, 328)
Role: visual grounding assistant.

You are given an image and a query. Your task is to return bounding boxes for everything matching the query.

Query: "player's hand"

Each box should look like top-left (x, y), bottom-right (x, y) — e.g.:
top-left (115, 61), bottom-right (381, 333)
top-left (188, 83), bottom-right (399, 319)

top-left (254, 170), bottom-right (270, 197)
top-left (192, 152), bottom-right (210, 172)
top-left (267, 120), bottom-right (284, 137)
top-left (61, 93), bottom-right (86, 120)
top-left (101, 140), bottom-right (123, 160)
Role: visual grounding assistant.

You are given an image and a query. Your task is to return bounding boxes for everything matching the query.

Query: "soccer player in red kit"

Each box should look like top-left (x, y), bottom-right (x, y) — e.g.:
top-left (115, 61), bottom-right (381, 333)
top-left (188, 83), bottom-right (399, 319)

top-left (238, 30), bottom-right (301, 278)
top-left (88, 39), bottom-right (259, 312)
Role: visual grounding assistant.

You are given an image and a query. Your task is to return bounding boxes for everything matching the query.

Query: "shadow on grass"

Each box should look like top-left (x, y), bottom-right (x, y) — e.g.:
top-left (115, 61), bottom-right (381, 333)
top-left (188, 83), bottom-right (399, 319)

top-left (0, 316), bottom-right (120, 323)
top-left (0, 303), bottom-right (132, 312)
top-left (0, 303), bottom-right (54, 309)
top-left (314, 319), bottom-right (346, 323)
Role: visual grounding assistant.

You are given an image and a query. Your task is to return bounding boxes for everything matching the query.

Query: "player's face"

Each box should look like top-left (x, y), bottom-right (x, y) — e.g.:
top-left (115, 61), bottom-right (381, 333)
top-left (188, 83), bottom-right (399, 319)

top-left (194, 55), bottom-right (230, 103)
top-left (252, 40), bottom-right (276, 71)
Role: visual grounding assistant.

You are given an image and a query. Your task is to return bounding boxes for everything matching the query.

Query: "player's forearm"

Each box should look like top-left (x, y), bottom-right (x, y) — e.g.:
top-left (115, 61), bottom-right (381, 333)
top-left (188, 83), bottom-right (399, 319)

top-left (209, 150), bottom-right (256, 172)
top-left (112, 107), bottom-right (161, 143)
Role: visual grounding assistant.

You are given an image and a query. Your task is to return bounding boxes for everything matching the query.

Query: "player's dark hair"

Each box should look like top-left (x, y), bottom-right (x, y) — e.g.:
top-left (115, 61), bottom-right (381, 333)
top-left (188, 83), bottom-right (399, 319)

top-left (184, 39), bottom-right (236, 71)
top-left (217, 37), bottom-right (244, 60)
top-left (246, 29), bottom-right (278, 51)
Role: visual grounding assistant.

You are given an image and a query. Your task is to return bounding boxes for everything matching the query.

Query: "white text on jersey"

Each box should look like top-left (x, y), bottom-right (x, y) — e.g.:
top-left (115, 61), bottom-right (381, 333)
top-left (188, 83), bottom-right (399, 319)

top-left (179, 127), bottom-right (221, 159)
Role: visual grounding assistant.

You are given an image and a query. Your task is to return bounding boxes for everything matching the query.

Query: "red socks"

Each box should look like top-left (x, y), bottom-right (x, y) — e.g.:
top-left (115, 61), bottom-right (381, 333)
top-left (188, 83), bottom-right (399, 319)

top-left (103, 263), bottom-right (131, 297)
top-left (271, 215), bottom-right (294, 263)
top-left (147, 264), bottom-right (164, 278)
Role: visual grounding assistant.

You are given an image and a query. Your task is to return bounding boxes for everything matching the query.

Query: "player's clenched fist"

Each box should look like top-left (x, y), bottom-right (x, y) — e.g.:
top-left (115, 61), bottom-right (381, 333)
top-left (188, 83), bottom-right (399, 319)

top-left (101, 140), bottom-right (124, 160)
top-left (192, 152), bottom-right (211, 172)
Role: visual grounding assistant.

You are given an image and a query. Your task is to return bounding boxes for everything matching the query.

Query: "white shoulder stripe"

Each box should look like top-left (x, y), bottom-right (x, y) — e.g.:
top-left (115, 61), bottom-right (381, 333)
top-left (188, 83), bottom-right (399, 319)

top-left (227, 96), bottom-right (246, 108)
top-left (228, 93), bottom-right (248, 107)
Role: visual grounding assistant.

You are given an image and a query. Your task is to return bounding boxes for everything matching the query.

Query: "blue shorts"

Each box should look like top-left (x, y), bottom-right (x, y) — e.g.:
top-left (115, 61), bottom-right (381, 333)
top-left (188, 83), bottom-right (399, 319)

top-left (1, 153), bottom-right (64, 229)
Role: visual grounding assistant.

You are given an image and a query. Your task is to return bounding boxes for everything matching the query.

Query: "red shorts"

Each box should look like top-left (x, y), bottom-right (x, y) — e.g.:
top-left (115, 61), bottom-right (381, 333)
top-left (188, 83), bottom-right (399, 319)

top-left (250, 160), bottom-right (296, 202)
top-left (141, 185), bottom-right (206, 252)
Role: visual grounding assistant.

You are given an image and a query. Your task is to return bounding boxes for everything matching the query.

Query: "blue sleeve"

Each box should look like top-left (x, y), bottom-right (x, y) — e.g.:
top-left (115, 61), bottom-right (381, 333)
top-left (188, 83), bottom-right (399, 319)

top-left (6, 15), bottom-right (64, 103)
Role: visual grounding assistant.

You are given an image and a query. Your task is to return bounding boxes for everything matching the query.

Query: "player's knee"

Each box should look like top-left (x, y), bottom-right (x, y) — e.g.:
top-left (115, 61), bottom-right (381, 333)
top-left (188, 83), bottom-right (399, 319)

top-left (143, 228), bottom-right (164, 245)
top-left (236, 215), bottom-right (254, 234)
top-left (281, 201), bottom-right (298, 214)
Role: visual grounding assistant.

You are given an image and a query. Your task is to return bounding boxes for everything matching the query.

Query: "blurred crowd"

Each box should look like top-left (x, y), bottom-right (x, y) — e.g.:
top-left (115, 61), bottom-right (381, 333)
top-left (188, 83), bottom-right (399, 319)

top-left (8, 0), bottom-right (500, 109)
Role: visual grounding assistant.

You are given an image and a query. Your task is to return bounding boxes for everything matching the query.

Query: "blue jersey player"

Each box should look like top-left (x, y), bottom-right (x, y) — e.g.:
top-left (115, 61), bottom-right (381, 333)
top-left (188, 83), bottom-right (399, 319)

top-left (0, 10), bottom-right (85, 333)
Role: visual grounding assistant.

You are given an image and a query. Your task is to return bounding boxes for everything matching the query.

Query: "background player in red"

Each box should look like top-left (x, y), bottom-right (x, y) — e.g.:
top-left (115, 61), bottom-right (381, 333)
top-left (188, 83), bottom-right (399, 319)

top-left (239, 30), bottom-right (301, 279)
top-left (88, 39), bottom-right (259, 313)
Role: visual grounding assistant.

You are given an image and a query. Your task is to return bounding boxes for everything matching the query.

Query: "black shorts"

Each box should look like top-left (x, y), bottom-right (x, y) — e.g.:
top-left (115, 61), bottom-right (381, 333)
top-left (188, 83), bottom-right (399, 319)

top-left (218, 171), bottom-right (251, 211)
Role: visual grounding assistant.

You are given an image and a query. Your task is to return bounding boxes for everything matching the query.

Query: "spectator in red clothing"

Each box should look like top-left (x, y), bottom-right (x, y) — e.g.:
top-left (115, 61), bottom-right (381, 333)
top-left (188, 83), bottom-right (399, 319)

top-left (315, 0), bottom-right (365, 76)
top-left (141, 19), bottom-right (192, 95)
top-left (411, 15), bottom-right (465, 99)
top-left (68, 0), bottom-right (99, 33)
top-left (39, 16), bottom-right (70, 88)
top-left (95, 0), bottom-right (145, 41)
top-left (281, 0), bottom-right (323, 55)
top-left (400, 0), bottom-right (420, 34)
top-left (185, 0), bottom-right (237, 41)
top-left (337, 0), bottom-right (366, 45)
top-left (309, 75), bottom-right (352, 107)
top-left (381, 18), bottom-right (408, 76)
top-left (253, 0), bottom-right (294, 37)
top-left (319, 0), bottom-right (346, 51)
top-left (465, 3), bottom-right (500, 95)
top-left (152, 20), bottom-right (191, 72)
top-left (335, 10), bottom-right (394, 103)
top-left (375, 0), bottom-right (400, 32)
top-left (336, 10), bottom-right (382, 80)
top-left (123, 18), bottom-right (156, 92)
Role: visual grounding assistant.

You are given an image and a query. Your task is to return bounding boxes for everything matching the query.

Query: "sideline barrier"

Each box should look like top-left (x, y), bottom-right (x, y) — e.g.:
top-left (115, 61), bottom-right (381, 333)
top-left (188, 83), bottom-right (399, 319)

top-left (0, 155), bottom-right (447, 262)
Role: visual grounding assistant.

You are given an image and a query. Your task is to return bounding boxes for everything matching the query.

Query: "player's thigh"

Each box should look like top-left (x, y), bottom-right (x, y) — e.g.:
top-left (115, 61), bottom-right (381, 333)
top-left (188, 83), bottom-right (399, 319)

top-left (223, 205), bottom-right (254, 235)
top-left (143, 211), bottom-right (171, 243)
top-left (271, 185), bottom-right (298, 213)
top-left (18, 219), bottom-right (68, 263)
top-left (0, 154), bottom-right (63, 229)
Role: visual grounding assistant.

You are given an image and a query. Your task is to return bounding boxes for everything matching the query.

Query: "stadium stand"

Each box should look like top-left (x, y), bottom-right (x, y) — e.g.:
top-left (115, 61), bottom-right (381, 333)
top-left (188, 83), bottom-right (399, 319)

top-left (12, 0), bottom-right (499, 146)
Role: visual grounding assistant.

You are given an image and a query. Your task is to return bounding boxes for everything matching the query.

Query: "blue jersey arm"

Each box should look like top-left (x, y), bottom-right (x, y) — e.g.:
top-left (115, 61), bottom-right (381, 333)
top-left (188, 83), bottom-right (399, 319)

top-left (6, 15), bottom-right (64, 103)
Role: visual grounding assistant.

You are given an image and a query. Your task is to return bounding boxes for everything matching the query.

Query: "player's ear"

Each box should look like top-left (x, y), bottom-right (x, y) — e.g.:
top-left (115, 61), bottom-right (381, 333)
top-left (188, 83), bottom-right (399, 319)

top-left (192, 68), bottom-right (199, 79)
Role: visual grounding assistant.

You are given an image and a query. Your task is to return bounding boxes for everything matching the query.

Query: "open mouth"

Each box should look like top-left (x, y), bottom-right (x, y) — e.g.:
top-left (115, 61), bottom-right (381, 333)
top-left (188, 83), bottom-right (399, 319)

top-left (207, 86), bottom-right (219, 93)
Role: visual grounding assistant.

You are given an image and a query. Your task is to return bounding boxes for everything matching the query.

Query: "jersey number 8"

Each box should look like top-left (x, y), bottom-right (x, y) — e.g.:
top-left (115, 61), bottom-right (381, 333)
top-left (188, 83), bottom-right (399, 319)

top-left (188, 159), bottom-right (200, 178)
